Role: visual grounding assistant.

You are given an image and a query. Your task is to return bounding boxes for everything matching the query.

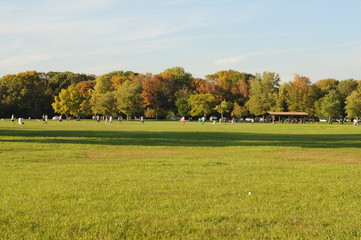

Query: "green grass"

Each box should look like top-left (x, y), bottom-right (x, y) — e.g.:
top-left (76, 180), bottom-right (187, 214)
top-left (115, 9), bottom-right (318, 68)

top-left (1, 119), bottom-right (361, 239)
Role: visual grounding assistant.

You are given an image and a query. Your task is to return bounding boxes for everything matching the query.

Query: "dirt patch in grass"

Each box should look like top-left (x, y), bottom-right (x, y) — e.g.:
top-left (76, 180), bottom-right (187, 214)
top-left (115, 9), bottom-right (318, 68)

top-left (274, 150), bottom-right (361, 165)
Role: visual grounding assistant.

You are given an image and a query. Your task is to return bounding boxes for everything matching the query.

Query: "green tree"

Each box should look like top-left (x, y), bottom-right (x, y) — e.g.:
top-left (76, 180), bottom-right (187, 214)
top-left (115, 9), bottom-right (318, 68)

top-left (248, 72), bottom-right (280, 120)
top-left (90, 71), bottom-right (135, 114)
top-left (161, 66), bottom-right (193, 89)
top-left (337, 79), bottom-right (359, 122)
top-left (92, 91), bottom-right (118, 116)
top-left (48, 71), bottom-right (94, 96)
top-left (214, 100), bottom-right (232, 119)
top-left (175, 97), bottom-right (191, 117)
top-left (188, 93), bottom-right (216, 117)
top-left (345, 90), bottom-right (361, 122)
top-left (314, 78), bottom-right (339, 97)
top-left (314, 90), bottom-right (342, 124)
top-left (273, 83), bottom-right (289, 112)
top-left (337, 79), bottom-right (359, 98)
top-left (0, 71), bottom-right (50, 118)
top-left (52, 85), bottom-right (83, 118)
top-left (115, 81), bottom-right (143, 118)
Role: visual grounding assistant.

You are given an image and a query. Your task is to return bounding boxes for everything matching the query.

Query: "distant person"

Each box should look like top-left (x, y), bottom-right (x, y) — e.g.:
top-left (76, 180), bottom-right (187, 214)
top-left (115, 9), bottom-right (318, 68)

top-left (45, 114), bottom-right (48, 124)
top-left (201, 116), bottom-right (205, 125)
top-left (181, 116), bottom-right (185, 126)
top-left (96, 115), bottom-right (100, 123)
top-left (42, 114), bottom-right (46, 124)
top-left (109, 116), bottom-right (113, 124)
top-left (59, 115), bottom-right (62, 123)
top-left (11, 114), bottom-right (15, 123)
top-left (353, 119), bottom-right (359, 126)
top-left (140, 116), bottom-right (144, 124)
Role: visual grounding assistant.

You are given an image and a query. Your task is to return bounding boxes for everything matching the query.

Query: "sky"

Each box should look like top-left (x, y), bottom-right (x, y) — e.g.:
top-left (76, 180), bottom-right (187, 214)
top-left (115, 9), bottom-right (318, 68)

top-left (1, 0), bottom-right (361, 82)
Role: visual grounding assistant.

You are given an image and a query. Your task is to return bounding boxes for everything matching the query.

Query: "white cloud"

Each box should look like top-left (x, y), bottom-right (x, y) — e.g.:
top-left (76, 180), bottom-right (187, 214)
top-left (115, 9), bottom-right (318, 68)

top-left (214, 52), bottom-right (263, 65)
top-left (215, 56), bottom-right (246, 65)
top-left (0, 52), bottom-right (54, 68)
top-left (214, 48), bottom-right (312, 66)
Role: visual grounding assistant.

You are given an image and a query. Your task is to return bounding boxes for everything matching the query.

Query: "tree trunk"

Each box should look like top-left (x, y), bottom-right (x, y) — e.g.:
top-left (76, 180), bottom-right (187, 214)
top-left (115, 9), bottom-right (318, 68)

top-left (328, 116), bottom-right (332, 124)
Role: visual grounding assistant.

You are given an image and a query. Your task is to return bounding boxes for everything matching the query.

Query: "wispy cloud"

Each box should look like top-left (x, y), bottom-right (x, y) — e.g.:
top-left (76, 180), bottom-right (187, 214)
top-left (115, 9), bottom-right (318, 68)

top-left (2, 0), bottom-right (361, 80)
top-left (0, 52), bottom-right (54, 68)
top-left (214, 48), bottom-right (312, 66)
top-left (215, 55), bottom-right (247, 65)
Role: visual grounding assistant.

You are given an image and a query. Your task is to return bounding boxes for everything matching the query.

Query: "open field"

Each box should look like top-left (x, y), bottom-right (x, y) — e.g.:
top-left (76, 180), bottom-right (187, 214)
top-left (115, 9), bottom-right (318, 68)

top-left (1, 120), bottom-right (361, 239)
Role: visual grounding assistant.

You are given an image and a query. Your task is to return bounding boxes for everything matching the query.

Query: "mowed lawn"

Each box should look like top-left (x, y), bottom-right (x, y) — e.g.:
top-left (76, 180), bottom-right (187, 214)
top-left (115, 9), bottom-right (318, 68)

top-left (0, 119), bottom-right (361, 239)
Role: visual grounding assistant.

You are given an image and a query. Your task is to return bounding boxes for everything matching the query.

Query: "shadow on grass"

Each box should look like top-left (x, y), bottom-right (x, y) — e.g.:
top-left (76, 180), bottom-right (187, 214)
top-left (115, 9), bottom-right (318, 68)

top-left (0, 129), bottom-right (360, 148)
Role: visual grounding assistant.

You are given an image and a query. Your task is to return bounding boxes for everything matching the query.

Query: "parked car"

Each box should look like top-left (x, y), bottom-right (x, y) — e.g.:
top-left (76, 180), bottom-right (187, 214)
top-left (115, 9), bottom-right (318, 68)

top-left (52, 116), bottom-right (59, 120)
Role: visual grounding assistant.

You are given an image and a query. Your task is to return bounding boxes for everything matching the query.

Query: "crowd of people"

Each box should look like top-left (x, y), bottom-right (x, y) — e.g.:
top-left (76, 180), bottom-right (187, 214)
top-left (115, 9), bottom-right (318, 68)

top-left (2, 114), bottom-right (359, 126)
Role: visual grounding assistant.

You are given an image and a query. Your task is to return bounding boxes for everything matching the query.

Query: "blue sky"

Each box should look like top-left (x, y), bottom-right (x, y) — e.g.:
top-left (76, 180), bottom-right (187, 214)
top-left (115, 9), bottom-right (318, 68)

top-left (1, 0), bottom-right (361, 82)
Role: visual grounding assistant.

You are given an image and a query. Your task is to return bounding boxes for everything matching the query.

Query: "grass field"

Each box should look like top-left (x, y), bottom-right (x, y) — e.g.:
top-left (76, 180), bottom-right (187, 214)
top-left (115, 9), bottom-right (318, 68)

top-left (1, 119), bottom-right (361, 239)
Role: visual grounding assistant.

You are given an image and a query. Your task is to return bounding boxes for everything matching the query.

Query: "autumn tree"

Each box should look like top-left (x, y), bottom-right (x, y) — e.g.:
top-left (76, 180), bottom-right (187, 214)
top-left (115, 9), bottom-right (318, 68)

top-left (231, 102), bottom-right (247, 118)
top-left (206, 70), bottom-right (253, 103)
top-left (286, 74), bottom-right (317, 115)
top-left (75, 81), bottom-right (94, 117)
top-left (141, 74), bottom-right (175, 118)
top-left (189, 78), bottom-right (216, 94)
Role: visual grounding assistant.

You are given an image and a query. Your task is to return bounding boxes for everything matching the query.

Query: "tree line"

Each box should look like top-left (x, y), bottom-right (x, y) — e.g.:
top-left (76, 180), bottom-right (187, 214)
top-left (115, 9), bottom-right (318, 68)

top-left (1, 67), bottom-right (361, 122)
